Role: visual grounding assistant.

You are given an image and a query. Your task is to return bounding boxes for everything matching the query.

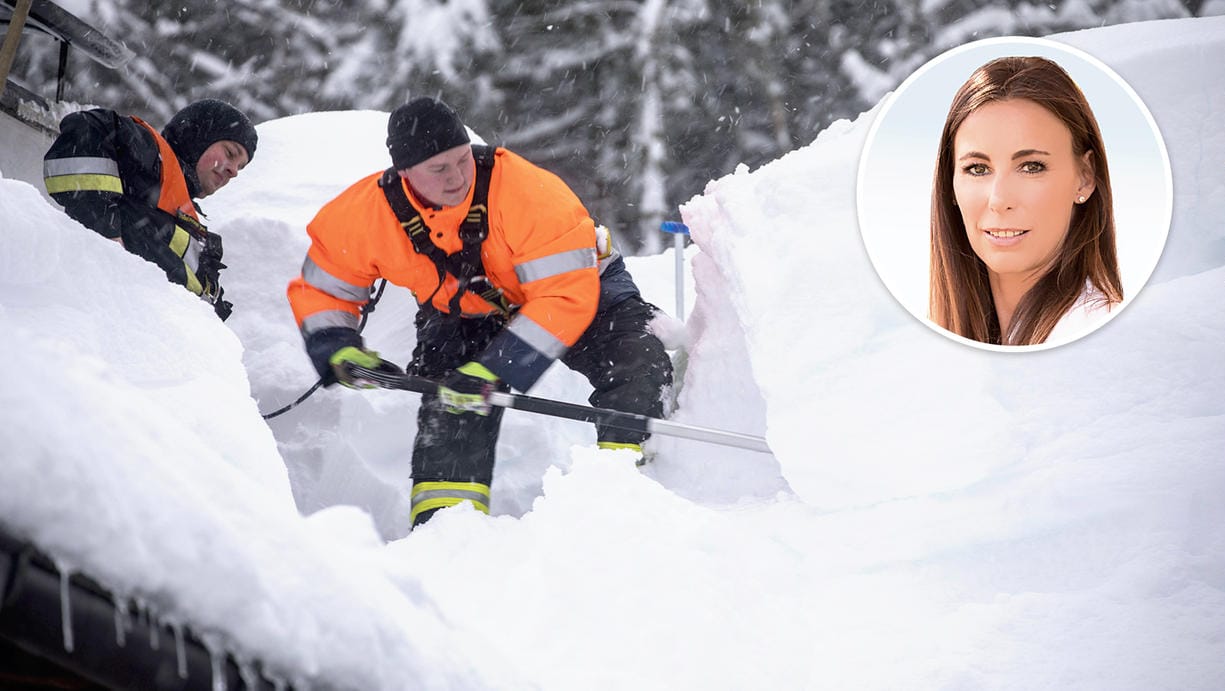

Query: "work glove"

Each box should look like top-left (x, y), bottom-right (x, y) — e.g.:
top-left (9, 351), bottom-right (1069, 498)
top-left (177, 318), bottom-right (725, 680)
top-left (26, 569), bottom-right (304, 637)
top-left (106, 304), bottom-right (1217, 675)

top-left (196, 231), bottom-right (226, 289)
top-left (193, 230), bottom-right (232, 320)
top-left (328, 346), bottom-right (402, 389)
top-left (211, 285), bottom-right (233, 321)
top-left (437, 361), bottom-right (500, 415)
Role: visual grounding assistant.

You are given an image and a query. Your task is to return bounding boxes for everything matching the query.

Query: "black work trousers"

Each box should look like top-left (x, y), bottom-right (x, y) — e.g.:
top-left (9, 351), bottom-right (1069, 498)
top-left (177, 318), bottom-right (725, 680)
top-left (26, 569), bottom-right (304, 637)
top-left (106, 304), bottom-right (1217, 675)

top-left (408, 296), bottom-right (673, 519)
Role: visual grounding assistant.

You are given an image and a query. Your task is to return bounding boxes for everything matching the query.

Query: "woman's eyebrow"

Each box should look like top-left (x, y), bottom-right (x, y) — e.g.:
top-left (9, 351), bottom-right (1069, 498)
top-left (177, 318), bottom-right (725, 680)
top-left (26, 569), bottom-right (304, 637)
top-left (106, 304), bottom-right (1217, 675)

top-left (957, 148), bottom-right (1052, 162)
top-left (1011, 148), bottom-right (1051, 159)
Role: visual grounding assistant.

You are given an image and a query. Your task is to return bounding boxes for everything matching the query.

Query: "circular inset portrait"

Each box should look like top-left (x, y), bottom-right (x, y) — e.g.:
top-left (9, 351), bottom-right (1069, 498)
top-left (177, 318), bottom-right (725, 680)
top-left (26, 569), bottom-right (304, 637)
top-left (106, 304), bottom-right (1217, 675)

top-left (857, 37), bottom-right (1171, 351)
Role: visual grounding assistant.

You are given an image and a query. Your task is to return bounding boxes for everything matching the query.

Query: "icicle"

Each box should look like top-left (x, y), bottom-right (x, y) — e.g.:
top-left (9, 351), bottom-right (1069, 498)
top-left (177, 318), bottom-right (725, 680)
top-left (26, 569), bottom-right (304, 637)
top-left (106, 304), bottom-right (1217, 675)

top-left (151, 618), bottom-right (161, 650)
top-left (263, 669), bottom-right (288, 691)
top-left (169, 620), bottom-right (188, 679)
top-left (237, 660), bottom-right (258, 691)
top-left (135, 597), bottom-right (158, 650)
top-left (200, 633), bottom-right (228, 691)
top-left (57, 565), bottom-right (74, 653)
top-left (209, 650), bottom-right (227, 691)
top-left (113, 594), bottom-right (131, 648)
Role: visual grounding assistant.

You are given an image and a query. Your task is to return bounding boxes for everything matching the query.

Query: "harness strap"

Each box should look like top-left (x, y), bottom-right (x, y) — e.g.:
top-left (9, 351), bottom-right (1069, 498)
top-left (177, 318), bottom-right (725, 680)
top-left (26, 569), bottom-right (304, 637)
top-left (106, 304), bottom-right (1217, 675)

top-left (379, 144), bottom-right (513, 317)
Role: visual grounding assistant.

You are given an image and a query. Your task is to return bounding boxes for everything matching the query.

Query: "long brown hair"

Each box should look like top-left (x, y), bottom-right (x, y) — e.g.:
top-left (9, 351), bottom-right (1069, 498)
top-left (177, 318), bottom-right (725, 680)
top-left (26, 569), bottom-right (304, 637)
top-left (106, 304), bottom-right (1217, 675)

top-left (929, 56), bottom-right (1121, 346)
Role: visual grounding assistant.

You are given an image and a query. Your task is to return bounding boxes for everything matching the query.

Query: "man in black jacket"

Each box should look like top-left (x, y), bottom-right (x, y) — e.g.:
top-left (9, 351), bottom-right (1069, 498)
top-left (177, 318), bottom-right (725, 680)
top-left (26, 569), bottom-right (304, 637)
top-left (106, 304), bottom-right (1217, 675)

top-left (43, 99), bottom-right (258, 320)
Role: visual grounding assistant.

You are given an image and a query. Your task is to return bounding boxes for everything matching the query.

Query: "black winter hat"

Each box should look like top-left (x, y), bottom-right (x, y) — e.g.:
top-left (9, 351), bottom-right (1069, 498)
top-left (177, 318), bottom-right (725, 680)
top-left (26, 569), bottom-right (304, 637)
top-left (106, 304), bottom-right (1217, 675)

top-left (161, 99), bottom-right (259, 167)
top-left (386, 97), bottom-right (470, 170)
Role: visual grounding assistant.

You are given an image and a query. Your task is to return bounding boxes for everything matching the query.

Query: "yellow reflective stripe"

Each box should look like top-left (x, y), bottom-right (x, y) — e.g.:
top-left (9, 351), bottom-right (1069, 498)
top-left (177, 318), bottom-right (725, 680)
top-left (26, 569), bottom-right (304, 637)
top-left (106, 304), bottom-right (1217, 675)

top-left (597, 442), bottom-right (643, 453)
top-left (169, 225), bottom-right (191, 258)
top-left (45, 174), bottom-right (123, 195)
top-left (170, 227), bottom-right (204, 295)
top-left (410, 481), bottom-right (491, 523)
top-left (184, 265), bottom-right (204, 295)
top-left (514, 247), bottom-right (598, 284)
top-left (411, 497), bottom-right (491, 522)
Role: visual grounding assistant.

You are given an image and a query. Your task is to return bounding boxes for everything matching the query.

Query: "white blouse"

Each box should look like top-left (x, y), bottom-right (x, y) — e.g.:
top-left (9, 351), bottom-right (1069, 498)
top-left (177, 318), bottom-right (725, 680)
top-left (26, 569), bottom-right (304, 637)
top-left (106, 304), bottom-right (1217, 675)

top-left (1045, 281), bottom-right (1118, 346)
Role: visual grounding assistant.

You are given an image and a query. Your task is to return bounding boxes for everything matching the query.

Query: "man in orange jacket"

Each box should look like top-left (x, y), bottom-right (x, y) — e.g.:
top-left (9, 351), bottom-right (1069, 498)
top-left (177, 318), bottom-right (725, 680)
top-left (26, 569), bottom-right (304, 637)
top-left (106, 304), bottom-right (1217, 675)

top-left (287, 97), bottom-right (673, 528)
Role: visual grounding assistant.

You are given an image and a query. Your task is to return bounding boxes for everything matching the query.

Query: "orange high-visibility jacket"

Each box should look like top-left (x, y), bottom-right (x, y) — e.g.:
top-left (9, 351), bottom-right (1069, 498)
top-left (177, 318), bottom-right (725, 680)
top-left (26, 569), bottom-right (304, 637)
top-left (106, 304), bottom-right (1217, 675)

top-left (287, 147), bottom-right (600, 392)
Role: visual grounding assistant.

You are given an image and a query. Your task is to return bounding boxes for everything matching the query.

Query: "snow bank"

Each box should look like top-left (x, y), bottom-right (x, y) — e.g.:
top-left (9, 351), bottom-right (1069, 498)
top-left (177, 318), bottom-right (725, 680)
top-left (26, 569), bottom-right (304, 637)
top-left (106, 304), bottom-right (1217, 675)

top-left (0, 160), bottom-right (517, 688)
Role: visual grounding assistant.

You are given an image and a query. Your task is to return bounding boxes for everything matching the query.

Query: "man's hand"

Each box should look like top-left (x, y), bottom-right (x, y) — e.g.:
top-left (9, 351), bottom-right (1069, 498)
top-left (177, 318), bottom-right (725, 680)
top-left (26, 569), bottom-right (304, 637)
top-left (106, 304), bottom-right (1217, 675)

top-left (438, 361), bottom-right (500, 415)
top-left (196, 230), bottom-right (226, 289)
top-left (329, 346), bottom-right (401, 389)
top-left (211, 285), bottom-right (233, 321)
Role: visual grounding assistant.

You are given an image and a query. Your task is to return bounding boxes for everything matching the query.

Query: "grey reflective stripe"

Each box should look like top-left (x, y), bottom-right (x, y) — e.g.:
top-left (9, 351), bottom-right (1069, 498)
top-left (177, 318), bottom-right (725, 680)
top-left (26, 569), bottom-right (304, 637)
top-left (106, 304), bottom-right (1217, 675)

top-left (183, 237), bottom-right (203, 272)
top-left (508, 315), bottom-right (568, 359)
top-left (411, 488), bottom-right (490, 508)
top-left (514, 247), bottom-right (597, 284)
top-left (302, 256), bottom-right (370, 302)
top-left (300, 309), bottom-right (360, 335)
top-left (43, 156), bottom-right (120, 178)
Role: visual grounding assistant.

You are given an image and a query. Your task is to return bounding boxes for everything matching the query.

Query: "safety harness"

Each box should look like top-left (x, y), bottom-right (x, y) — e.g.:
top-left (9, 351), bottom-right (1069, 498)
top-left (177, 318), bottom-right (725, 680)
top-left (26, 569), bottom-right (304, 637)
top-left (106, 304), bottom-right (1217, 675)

top-left (267, 145), bottom-right (508, 421)
top-left (378, 144), bottom-right (514, 318)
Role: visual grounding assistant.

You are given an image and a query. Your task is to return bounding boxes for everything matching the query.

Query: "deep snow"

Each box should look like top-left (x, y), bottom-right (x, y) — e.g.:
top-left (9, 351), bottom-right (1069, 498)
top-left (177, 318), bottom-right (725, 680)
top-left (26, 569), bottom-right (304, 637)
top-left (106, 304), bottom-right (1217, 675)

top-left (1, 15), bottom-right (1223, 691)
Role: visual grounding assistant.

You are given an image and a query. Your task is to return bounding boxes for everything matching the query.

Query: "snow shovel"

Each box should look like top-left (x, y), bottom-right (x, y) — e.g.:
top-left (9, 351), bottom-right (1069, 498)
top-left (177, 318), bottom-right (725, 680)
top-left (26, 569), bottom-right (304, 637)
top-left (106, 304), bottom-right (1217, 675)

top-left (344, 364), bottom-right (772, 453)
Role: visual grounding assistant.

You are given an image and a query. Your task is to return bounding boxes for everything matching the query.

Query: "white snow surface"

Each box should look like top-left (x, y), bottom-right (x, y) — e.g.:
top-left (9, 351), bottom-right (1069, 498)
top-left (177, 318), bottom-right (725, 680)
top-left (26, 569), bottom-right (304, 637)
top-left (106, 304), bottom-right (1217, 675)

top-left (2, 16), bottom-right (1223, 691)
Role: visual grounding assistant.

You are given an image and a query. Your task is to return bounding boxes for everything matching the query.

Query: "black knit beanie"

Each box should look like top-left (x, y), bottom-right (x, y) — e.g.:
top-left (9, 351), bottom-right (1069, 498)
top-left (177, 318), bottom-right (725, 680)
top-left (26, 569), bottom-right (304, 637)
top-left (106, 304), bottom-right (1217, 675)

top-left (161, 99), bottom-right (259, 167)
top-left (386, 97), bottom-right (470, 170)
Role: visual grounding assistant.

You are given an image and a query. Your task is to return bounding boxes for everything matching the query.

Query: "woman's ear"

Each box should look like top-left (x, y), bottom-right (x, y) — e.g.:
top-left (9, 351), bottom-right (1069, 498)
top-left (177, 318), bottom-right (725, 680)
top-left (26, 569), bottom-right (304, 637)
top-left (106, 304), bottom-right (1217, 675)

top-left (1076, 150), bottom-right (1097, 203)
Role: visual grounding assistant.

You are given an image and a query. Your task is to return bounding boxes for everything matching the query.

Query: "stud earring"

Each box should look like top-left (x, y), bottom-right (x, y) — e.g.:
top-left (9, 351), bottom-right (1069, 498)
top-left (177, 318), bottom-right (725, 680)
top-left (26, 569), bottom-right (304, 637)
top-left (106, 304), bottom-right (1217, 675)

top-left (1077, 195), bottom-right (1086, 203)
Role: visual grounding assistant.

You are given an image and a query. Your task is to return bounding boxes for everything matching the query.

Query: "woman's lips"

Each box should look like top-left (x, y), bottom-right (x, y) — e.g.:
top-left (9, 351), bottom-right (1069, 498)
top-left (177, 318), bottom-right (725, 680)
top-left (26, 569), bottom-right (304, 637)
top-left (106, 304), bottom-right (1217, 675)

top-left (982, 228), bottom-right (1029, 246)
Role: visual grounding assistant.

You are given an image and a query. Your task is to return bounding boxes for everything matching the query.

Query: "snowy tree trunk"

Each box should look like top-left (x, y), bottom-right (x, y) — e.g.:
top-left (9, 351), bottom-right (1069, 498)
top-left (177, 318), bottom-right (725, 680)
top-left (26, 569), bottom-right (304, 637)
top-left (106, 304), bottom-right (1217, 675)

top-left (634, 0), bottom-right (668, 255)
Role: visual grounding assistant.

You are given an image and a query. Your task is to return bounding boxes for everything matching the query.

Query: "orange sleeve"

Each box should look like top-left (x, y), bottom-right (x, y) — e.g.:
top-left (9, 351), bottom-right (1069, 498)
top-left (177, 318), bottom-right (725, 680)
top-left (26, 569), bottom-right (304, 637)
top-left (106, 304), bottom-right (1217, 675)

top-left (475, 150), bottom-right (601, 391)
top-left (492, 150), bottom-right (600, 346)
top-left (287, 173), bottom-right (387, 333)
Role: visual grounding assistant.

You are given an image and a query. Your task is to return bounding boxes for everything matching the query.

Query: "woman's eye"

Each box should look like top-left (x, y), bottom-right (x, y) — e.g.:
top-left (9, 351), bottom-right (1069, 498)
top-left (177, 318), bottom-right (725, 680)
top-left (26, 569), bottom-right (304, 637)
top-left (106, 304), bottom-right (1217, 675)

top-left (1020, 160), bottom-right (1047, 174)
top-left (961, 163), bottom-right (989, 176)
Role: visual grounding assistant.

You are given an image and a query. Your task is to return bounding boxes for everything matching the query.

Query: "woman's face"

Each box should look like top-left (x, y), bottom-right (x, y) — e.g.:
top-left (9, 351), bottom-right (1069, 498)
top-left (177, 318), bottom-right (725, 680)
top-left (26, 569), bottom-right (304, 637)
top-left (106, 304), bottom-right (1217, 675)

top-left (951, 98), bottom-right (1094, 284)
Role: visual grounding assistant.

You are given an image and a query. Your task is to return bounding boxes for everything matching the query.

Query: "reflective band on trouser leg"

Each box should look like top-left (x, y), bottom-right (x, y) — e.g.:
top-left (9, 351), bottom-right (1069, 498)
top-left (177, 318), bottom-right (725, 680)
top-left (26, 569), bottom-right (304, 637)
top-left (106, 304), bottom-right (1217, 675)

top-left (597, 441), bottom-right (647, 466)
top-left (410, 481), bottom-right (491, 524)
top-left (597, 442), bottom-right (642, 453)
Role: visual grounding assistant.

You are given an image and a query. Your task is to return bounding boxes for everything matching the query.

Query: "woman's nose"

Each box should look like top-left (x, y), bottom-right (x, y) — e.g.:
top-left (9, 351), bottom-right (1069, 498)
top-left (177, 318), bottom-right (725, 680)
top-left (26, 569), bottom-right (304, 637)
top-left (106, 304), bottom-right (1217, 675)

top-left (987, 175), bottom-right (1015, 212)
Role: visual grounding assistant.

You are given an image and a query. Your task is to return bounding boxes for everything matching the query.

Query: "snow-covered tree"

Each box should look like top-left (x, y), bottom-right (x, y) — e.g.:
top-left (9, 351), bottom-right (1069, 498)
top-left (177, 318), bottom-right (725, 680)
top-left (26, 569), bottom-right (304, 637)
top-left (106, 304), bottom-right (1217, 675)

top-left (7, 0), bottom-right (1210, 252)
